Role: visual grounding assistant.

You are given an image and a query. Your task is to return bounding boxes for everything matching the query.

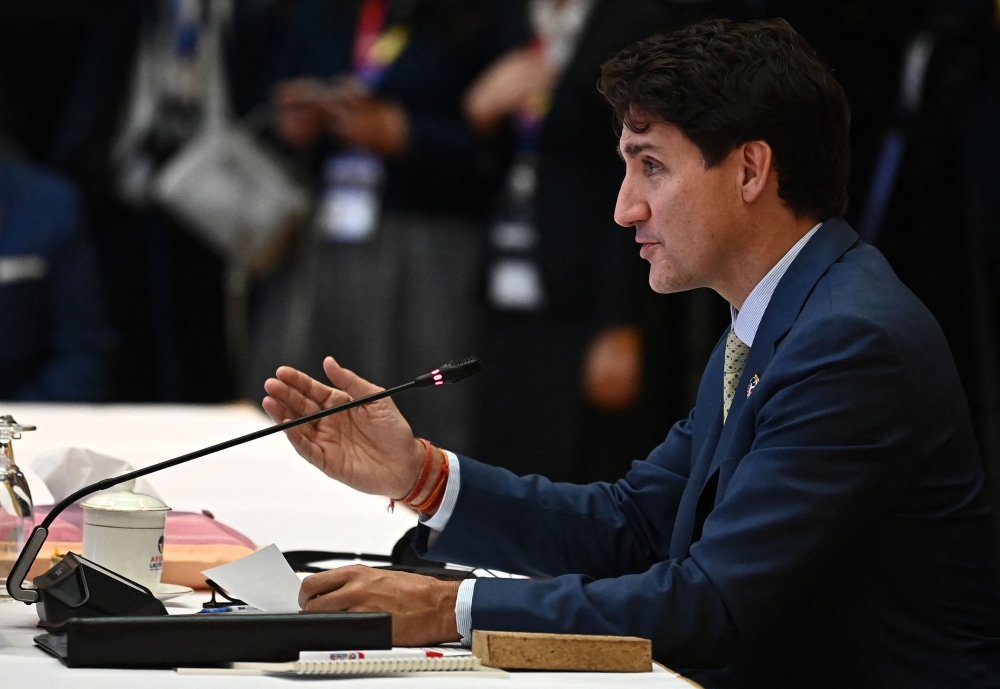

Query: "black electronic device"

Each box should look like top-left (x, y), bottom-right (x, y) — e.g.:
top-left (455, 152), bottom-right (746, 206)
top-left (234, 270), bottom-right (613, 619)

top-left (4, 358), bottom-right (482, 624)
top-left (33, 552), bottom-right (167, 628)
top-left (34, 611), bottom-right (392, 668)
top-left (282, 527), bottom-right (476, 581)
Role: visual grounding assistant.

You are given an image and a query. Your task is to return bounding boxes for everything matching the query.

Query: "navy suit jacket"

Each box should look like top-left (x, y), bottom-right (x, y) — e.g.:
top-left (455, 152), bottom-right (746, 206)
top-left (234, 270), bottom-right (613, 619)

top-left (417, 219), bottom-right (1000, 688)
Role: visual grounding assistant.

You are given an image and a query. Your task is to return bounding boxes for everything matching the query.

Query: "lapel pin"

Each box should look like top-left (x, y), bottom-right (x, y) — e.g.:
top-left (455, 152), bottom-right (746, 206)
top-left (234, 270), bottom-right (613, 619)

top-left (747, 374), bottom-right (760, 398)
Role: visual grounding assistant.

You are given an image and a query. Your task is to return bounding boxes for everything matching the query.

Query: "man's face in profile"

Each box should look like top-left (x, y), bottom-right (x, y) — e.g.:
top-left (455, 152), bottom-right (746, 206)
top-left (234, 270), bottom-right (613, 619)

top-left (615, 120), bottom-right (742, 295)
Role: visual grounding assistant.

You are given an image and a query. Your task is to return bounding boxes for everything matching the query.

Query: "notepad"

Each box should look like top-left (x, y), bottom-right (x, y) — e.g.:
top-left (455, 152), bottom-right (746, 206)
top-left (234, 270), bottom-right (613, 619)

top-left (271, 648), bottom-right (479, 675)
top-left (178, 647), bottom-right (489, 676)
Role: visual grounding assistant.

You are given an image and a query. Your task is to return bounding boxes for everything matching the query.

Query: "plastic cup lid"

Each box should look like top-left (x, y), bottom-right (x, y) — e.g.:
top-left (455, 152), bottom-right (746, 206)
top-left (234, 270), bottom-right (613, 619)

top-left (80, 480), bottom-right (170, 512)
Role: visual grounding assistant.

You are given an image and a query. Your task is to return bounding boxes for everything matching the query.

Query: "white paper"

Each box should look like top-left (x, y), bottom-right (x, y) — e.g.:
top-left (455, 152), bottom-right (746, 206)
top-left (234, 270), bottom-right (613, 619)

top-left (202, 543), bottom-right (301, 612)
top-left (31, 447), bottom-right (162, 504)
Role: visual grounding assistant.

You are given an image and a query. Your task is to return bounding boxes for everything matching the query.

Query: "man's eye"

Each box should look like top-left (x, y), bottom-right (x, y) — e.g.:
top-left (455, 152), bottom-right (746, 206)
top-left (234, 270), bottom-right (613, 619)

top-left (644, 160), bottom-right (660, 174)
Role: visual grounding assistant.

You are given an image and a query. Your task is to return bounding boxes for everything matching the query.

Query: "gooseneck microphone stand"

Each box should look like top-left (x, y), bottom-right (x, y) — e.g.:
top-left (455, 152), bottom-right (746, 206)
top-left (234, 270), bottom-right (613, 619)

top-left (5, 357), bottom-right (482, 604)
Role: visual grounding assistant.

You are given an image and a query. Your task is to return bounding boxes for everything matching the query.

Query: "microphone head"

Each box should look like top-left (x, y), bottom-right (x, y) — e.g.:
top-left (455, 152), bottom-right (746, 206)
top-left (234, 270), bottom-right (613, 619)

top-left (415, 357), bottom-right (483, 387)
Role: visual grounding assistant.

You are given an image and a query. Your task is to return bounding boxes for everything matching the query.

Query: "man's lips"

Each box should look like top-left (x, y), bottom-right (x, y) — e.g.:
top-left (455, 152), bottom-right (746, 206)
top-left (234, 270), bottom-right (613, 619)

top-left (637, 240), bottom-right (658, 259)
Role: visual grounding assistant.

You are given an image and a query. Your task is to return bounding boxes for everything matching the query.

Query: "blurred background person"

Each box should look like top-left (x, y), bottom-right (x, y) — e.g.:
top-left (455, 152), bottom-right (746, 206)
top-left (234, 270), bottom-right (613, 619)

top-left (464, 0), bottom-right (734, 482)
top-left (0, 86), bottom-right (110, 401)
top-left (0, 0), bottom-right (995, 520)
top-left (43, 0), bottom-right (305, 403)
top-left (244, 0), bottom-right (525, 455)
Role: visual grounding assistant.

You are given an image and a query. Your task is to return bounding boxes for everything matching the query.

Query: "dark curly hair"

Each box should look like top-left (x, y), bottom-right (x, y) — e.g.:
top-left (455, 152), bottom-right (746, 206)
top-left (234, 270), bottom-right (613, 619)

top-left (598, 19), bottom-right (851, 220)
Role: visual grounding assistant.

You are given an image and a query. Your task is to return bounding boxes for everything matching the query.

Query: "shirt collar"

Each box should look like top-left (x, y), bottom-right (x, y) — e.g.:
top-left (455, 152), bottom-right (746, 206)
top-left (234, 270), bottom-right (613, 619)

top-left (730, 222), bottom-right (824, 347)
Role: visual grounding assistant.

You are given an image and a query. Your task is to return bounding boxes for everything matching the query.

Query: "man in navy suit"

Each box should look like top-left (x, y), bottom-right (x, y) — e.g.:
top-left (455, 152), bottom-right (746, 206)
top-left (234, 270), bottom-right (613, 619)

top-left (263, 19), bottom-right (1000, 688)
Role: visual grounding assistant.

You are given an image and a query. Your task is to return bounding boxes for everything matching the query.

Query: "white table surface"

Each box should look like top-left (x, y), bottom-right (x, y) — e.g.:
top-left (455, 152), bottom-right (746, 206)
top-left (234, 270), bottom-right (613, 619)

top-left (0, 403), bottom-right (697, 688)
top-left (1, 402), bottom-right (417, 553)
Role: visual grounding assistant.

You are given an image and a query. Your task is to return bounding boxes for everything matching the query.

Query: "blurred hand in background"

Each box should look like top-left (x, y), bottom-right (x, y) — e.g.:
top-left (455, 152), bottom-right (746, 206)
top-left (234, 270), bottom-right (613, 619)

top-left (320, 79), bottom-right (410, 157)
top-left (273, 77), bottom-right (328, 148)
top-left (463, 48), bottom-right (557, 134)
top-left (273, 76), bottom-right (410, 157)
top-left (583, 325), bottom-right (643, 413)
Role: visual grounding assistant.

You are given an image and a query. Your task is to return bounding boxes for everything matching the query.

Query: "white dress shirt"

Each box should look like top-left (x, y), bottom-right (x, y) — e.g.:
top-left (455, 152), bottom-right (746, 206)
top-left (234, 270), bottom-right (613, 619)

top-left (424, 221), bottom-right (825, 644)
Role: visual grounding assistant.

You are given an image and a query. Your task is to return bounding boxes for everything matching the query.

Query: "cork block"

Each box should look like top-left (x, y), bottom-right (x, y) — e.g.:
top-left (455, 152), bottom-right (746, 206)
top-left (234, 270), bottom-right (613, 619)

top-left (471, 630), bottom-right (652, 672)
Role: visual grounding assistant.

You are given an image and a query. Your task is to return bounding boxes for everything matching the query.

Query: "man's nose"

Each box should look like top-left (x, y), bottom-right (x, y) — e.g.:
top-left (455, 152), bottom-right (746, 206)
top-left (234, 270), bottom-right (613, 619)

top-left (614, 177), bottom-right (651, 228)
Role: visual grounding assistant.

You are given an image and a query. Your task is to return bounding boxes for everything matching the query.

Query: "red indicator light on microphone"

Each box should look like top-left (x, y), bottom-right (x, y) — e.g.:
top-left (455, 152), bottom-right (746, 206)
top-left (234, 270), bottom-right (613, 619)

top-left (413, 359), bottom-right (480, 389)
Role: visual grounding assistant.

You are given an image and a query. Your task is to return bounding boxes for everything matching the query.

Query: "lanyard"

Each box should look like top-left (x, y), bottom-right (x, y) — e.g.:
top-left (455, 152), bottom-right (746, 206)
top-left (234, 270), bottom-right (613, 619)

top-left (353, 0), bottom-right (410, 89)
top-left (513, 37), bottom-right (551, 153)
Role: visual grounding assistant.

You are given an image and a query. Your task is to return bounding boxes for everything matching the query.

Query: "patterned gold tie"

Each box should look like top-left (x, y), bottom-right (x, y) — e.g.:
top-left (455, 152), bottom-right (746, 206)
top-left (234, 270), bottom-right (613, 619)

top-left (723, 329), bottom-right (750, 423)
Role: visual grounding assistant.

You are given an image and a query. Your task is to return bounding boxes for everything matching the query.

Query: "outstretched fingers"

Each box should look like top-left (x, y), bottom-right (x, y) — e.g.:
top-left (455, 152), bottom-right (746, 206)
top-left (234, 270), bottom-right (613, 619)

top-left (261, 392), bottom-right (303, 426)
top-left (267, 369), bottom-right (348, 417)
top-left (262, 394), bottom-right (315, 441)
top-left (277, 366), bottom-right (343, 404)
top-left (323, 357), bottom-right (384, 399)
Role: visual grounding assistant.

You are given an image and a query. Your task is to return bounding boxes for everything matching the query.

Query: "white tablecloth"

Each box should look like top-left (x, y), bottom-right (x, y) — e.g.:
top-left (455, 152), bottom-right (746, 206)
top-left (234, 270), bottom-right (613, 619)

top-left (0, 403), bottom-right (697, 688)
top-left (3, 402), bottom-right (415, 554)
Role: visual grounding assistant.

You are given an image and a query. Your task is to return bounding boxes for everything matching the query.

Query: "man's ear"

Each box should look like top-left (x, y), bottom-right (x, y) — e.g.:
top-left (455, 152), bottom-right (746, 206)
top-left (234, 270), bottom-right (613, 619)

top-left (738, 140), bottom-right (774, 204)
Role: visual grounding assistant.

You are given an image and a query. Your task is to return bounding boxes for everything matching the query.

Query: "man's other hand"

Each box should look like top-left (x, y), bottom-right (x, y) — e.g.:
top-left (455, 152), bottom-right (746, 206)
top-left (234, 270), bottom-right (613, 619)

top-left (262, 356), bottom-right (425, 499)
top-left (299, 565), bottom-right (462, 646)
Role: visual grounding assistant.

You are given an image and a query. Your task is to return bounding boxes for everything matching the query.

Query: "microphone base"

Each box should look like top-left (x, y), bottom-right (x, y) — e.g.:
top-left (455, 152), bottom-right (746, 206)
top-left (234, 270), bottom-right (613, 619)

top-left (33, 552), bottom-right (167, 628)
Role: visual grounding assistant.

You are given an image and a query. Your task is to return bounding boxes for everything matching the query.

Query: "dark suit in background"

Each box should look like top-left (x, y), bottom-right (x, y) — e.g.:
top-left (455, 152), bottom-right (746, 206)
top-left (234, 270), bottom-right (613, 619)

top-left (420, 219), bottom-right (1000, 688)
top-left (0, 158), bottom-right (109, 400)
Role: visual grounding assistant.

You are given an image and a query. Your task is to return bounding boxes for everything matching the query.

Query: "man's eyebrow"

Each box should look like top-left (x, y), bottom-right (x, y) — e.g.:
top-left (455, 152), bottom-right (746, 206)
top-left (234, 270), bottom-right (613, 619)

top-left (616, 142), bottom-right (658, 159)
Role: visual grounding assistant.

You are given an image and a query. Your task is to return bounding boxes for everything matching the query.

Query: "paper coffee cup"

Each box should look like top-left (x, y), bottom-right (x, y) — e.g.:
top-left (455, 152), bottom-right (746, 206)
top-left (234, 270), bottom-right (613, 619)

top-left (81, 485), bottom-right (170, 591)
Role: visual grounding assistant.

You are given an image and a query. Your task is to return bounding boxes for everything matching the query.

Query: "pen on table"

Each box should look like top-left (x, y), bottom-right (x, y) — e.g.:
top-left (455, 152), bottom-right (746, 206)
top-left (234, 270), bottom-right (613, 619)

top-left (197, 605), bottom-right (259, 614)
top-left (301, 649), bottom-right (462, 661)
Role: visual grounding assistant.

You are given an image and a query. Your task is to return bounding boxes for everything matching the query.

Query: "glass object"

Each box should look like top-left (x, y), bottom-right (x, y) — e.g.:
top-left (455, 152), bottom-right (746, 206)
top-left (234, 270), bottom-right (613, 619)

top-left (0, 415), bottom-right (35, 587)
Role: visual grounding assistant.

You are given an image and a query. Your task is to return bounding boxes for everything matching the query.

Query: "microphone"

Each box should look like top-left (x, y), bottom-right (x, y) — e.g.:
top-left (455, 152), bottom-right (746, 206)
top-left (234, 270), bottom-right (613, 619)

top-left (5, 357), bottom-right (482, 609)
top-left (412, 357), bottom-right (482, 388)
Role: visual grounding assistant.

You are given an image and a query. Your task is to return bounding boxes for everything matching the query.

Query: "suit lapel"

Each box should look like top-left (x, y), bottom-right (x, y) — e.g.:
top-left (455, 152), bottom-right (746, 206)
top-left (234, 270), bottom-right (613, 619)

top-left (702, 218), bottom-right (860, 488)
top-left (669, 334), bottom-right (727, 560)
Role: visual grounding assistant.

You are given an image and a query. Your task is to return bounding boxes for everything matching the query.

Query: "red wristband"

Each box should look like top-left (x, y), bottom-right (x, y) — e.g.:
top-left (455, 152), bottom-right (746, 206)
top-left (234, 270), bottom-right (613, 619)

top-left (410, 449), bottom-right (450, 514)
top-left (388, 438), bottom-right (434, 513)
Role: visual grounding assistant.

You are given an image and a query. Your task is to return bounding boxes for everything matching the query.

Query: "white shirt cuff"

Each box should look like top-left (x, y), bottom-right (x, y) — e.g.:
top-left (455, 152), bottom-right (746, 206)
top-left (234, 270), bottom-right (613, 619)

top-left (419, 450), bottom-right (461, 532)
top-left (455, 578), bottom-right (476, 645)
top-left (416, 452), bottom-right (471, 643)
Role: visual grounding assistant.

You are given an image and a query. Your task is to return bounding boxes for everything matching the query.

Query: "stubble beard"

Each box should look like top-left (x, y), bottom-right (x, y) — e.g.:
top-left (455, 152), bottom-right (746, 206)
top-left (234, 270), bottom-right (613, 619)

top-left (648, 261), bottom-right (699, 295)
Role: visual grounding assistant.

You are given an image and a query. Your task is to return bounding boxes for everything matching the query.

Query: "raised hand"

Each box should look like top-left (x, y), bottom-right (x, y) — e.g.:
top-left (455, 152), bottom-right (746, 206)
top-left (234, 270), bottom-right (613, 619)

top-left (262, 357), bottom-right (425, 499)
